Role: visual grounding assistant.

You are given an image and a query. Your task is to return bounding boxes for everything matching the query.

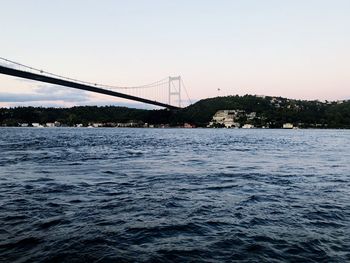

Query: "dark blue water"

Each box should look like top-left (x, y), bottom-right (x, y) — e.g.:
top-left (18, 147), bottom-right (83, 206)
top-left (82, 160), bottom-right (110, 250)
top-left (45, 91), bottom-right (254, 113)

top-left (0, 128), bottom-right (349, 262)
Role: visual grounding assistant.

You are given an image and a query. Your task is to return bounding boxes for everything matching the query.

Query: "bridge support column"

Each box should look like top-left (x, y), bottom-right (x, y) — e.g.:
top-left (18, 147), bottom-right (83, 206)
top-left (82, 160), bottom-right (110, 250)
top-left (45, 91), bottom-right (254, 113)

top-left (168, 76), bottom-right (181, 108)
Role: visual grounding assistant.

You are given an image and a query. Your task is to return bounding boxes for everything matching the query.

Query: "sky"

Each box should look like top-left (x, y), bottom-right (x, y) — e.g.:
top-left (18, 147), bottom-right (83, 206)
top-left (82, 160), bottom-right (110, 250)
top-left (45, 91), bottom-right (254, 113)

top-left (0, 0), bottom-right (349, 108)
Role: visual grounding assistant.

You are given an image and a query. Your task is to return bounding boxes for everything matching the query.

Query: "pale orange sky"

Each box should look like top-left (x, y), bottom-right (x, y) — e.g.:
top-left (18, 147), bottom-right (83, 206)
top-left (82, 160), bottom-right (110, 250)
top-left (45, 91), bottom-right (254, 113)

top-left (1, 0), bottom-right (349, 108)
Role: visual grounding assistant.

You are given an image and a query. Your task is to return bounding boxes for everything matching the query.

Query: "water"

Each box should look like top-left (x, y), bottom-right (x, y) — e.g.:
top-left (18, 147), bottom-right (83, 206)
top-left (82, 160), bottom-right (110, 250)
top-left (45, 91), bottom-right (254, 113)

top-left (0, 128), bottom-right (349, 262)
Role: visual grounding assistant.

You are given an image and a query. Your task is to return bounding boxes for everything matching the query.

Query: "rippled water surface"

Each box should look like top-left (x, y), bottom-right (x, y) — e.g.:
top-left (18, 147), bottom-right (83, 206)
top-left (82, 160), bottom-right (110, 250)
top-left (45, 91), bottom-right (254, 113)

top-left (0, 128), bottom-right (349, 262)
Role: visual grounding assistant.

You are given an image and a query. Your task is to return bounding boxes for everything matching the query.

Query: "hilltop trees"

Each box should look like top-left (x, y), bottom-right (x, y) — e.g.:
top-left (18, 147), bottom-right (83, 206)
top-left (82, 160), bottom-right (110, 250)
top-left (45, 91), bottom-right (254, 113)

top-left (1, 96), bottom-right (349, 128)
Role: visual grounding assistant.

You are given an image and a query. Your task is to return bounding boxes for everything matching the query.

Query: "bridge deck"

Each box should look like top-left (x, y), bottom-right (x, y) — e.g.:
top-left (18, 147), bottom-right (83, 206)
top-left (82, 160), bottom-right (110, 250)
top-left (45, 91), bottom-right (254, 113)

top-left (0, 65), bottom-right (180, 110)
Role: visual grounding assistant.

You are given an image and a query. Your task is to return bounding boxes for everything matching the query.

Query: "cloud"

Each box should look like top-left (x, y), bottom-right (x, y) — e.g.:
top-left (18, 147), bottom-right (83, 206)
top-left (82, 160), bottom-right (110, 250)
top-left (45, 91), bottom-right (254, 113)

top-left (0, 82), bottom-right (188, 109)
top-left (0, 84), bottom-right (89, 102)
top-left (1, 100), bottom-right (158, 109)
top-left (0, 84), bottom-right (160, 109)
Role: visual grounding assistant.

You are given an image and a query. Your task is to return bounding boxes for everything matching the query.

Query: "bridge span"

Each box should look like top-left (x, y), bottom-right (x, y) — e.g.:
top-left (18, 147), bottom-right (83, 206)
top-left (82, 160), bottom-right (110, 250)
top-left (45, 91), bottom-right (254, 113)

top-left (0, 65), bottom-right (180, 109)
top-left (0, 58), bottom-right (192, 109)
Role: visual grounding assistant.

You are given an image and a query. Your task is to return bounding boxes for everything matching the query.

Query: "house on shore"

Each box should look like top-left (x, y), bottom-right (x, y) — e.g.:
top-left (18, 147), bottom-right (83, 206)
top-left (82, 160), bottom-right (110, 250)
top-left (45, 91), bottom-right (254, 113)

top-left (208, 110), bottom-right (241, 128)
top-left (283, 123), bottom-right (294, 129)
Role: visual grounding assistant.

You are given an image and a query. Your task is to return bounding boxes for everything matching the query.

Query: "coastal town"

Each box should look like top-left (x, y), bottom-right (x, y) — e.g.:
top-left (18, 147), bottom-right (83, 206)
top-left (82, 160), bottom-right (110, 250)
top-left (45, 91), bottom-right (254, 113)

top-left (15, 120), bottom-right (194, 129)
top-left (15, 109), bottom-right (299, 129)
top-left (208, 110), bottom-right (296, 129)
top-left (1, 95), bottom-right (349, 129)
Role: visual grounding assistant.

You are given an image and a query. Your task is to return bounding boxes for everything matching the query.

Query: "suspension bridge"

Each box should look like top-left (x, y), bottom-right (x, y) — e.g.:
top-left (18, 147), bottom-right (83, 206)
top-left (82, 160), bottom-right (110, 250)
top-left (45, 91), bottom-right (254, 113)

top-left (0, 57), bottom-right (191, 109)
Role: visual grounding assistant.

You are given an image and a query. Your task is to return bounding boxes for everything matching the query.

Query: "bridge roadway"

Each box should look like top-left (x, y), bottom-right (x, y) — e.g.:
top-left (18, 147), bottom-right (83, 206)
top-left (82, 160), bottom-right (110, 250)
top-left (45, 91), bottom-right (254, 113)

top-left (0, 65), bottom-right (180, 110)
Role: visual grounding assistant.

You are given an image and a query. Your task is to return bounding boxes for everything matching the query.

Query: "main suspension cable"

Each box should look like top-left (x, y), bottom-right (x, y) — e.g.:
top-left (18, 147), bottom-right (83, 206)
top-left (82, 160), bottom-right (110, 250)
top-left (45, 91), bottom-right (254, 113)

top-left (0, 57), bottom-right (168, 90)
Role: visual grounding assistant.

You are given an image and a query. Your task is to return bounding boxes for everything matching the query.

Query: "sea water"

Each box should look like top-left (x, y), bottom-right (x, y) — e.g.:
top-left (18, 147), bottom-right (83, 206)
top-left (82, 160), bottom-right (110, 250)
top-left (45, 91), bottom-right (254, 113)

top-left (0, 128), bottom-right (349, 262)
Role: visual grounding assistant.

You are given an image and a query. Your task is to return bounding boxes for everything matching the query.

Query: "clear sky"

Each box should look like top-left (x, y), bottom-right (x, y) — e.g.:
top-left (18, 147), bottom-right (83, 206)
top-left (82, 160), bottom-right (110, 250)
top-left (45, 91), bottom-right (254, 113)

top-left (0, 0), bottom-right (349, 108)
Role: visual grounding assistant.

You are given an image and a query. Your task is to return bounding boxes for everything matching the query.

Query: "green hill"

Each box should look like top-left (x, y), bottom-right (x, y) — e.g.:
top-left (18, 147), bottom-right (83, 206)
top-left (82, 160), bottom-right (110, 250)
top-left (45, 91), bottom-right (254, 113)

top-left (179, 95), bottom-right (350, 128)
top-left (1, 95), bottom-right (349, 128)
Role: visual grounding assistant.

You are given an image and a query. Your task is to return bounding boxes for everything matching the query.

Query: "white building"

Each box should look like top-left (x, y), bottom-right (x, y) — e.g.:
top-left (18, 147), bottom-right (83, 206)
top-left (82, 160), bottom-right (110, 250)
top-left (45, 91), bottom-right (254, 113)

top-left (242, 124), bottom-right (254, 129)
top-left (32, 123), bottom-right (45, 127)
top-left (283, 123), bottom-right (293, 129)
top-left (209, 110), bottom-right (241, 128)
top-left (92, 123), bottom-right (103, 128)
top-left (247, 112), bottom-right (256, 120)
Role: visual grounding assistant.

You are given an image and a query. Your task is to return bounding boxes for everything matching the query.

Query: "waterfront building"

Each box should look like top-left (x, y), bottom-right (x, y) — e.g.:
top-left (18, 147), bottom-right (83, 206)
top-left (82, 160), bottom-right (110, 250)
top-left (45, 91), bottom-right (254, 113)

top-left (184, 123), bottom-right (195, 128)
top-left (242, 124), bottom-right (254, 129)
top-left (31, 123), bottom-right (43, 128)
top-left (209, 110), bottom-right (241, 128)
top-left (283, 123), bottom-right (294, 129)
top-left (92, 123), bottom-right (103, 128)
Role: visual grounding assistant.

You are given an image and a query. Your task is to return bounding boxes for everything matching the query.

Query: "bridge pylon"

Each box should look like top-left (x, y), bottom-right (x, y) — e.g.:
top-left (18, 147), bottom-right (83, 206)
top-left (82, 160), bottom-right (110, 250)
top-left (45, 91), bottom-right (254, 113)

top-left (168, 76), bottom-right (181, 108)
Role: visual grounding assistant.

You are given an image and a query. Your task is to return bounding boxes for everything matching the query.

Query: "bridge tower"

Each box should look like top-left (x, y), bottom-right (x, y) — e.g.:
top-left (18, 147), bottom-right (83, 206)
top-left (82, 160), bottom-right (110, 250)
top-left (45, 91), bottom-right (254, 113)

top-left (168, 76), bottom-right (181, 108)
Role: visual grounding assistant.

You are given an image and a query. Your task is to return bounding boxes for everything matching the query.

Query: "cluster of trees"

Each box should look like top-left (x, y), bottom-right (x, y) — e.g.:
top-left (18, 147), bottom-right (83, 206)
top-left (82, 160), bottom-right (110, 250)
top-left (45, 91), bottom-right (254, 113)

top-left (178, 95), bottom-right (350, 128)
top-left (0, 106), bottom-right (172, 127)
top-left (1, 95), bottom-right (349, 128)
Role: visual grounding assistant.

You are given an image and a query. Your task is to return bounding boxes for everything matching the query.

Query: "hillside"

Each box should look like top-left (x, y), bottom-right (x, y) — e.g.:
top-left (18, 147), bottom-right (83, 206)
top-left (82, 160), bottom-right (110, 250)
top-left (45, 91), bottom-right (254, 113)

top-left (1, 95), bottom-right (349, 128)
top-left (179, 95), bottom-right (350, 128)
